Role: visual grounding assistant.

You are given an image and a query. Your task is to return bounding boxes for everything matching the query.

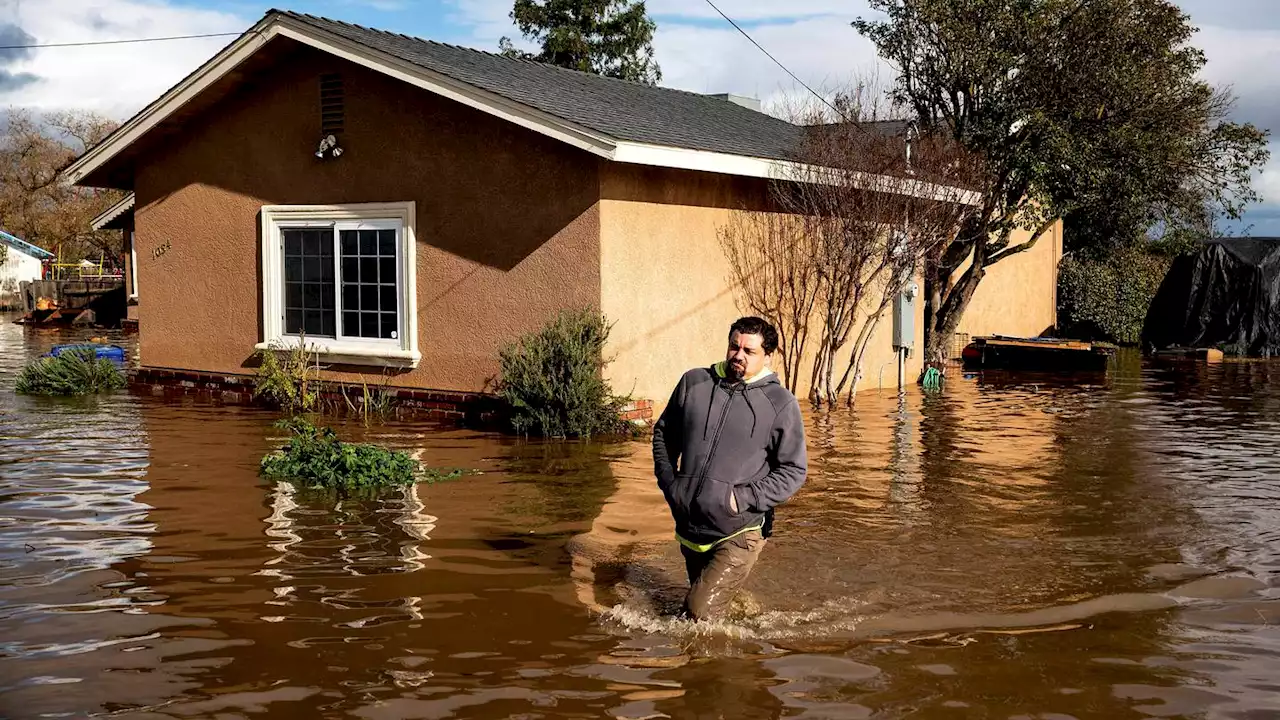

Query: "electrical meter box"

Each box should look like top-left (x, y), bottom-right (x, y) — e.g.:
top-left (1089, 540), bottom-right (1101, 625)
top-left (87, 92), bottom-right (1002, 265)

top-left (892, 282), bottom-right (918, 351)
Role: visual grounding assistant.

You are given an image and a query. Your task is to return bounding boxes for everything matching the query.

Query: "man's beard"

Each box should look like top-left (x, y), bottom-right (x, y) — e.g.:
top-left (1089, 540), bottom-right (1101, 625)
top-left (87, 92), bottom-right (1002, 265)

top-left (725, 362), bottom-right (746, 381)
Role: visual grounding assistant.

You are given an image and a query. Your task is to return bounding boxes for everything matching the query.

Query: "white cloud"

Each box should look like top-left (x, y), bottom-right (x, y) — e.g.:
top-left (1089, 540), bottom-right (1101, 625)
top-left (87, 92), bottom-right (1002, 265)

top-left (1, 0), bottom-right (249, 119)
top-left (1191, 25), bottom-right (1280, 212)
top-left (1253, 143), bottom-right (1280, 206)
top-left (646, 0), bottom-right (865, 22)
top-left (655, 19), bottom-right (888, 108)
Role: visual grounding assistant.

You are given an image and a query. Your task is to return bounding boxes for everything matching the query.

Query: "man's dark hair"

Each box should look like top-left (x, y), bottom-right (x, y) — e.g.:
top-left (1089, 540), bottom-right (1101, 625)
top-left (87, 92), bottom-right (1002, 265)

top-left (729, 316), bottom-right (779, 354)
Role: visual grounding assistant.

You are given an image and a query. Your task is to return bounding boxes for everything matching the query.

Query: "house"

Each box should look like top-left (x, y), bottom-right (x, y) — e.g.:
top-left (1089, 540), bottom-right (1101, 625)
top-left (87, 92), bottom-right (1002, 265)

top-left (0, 230), bottom-right (54, 310)
top-left (65, 9), bottom-right (1061, 411)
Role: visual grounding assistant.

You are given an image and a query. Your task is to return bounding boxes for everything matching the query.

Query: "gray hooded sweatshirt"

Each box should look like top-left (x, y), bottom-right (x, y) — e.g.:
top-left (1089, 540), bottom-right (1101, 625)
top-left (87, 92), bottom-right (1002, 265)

top-left (652, 362), bottom-right (808, 551)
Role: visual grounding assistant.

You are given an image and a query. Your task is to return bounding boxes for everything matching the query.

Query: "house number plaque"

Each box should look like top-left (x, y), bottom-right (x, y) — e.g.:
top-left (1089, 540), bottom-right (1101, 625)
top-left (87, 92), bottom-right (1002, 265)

top-left (151, 240), bottom-right (171, 260)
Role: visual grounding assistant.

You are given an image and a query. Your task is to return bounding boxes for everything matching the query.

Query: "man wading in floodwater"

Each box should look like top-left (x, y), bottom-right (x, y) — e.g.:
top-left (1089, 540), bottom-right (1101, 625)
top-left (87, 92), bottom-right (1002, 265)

top-left (652, 316), bottom-right (808, 621)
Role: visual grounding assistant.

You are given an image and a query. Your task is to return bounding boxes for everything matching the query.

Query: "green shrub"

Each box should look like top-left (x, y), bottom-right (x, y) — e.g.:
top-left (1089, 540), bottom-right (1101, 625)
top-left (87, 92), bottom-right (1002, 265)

top-left (497, 308), bottom-right (630, 438)
top-left (1058, 246), bottom-right (1173, 345)
top-left (16, 349), bottom-right (126, 395)
top-left (261, 417), bottom-right (421, 494)
top-left (254, 339), bottom-right (322, 414)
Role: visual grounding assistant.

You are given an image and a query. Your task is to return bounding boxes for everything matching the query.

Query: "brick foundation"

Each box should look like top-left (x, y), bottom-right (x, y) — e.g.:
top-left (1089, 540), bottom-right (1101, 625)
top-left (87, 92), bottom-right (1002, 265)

top-left (127, 367), bottom-right (655, 427)
top-left (619, 399), bottom-right (654, 424)
top-left (128, 367), bottom-right (502, 424)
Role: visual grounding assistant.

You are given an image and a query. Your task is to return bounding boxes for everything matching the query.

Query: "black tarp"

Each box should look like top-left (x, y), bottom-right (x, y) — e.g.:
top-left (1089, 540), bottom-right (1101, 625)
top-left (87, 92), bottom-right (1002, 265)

top-left (1143, 237), bottom-right (1280, 356)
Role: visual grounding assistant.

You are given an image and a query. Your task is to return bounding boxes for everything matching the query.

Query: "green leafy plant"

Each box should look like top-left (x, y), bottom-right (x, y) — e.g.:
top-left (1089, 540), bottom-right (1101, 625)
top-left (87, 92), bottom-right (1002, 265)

top-left (1058, 245), bottom-right (1174, 345)
top-left (496, 308), bottom-right (631, 438)
top-left (254, 338), bottom-right (322, 414)
top-left (261, 417), bottom-right (420, 493)
top-left (16, 349), bottom-right (126, 395)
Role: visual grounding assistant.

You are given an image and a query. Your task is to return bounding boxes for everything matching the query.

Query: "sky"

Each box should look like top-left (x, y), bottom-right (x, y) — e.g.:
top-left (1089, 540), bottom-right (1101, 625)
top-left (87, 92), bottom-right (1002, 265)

top-left (2, 0), bottom-right (1278, 234)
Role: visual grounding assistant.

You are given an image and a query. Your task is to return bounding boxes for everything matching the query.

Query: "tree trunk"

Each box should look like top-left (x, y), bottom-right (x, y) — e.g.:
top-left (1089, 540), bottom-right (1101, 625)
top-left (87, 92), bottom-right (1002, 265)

top-left (924, 247), bottom-right (986, 362)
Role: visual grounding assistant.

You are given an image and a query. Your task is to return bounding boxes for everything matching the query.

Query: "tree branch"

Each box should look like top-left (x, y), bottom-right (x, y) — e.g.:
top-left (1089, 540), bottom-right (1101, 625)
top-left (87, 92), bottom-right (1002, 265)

top-left (987, 216), bottom-right (1058, 265)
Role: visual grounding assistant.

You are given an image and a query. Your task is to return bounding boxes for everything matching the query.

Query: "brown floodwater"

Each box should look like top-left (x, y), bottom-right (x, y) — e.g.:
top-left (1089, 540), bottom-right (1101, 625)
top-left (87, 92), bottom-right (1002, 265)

top-left (1, 316), bottom-right (1278, 719)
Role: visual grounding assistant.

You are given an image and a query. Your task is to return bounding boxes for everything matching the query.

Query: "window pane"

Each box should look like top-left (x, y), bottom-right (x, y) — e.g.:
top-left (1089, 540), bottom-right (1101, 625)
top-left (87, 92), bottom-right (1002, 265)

top-left (360, 312), bottom-right (379, 338)
top-left (337, 222), bottom-right (399, 341)
top-left (304, 310), bottom-right (324, 336)
top-left (322, 311), bottom-right (336, 337)
top-left (282, 228), bottom-right (336, 338)
top-left (360, 284), bottom-right (378, 311)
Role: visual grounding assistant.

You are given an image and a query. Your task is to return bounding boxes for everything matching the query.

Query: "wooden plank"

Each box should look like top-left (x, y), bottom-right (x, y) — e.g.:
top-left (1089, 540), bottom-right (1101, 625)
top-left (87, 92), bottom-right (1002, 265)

top-left (981, 337), bottom-right (1093, 351)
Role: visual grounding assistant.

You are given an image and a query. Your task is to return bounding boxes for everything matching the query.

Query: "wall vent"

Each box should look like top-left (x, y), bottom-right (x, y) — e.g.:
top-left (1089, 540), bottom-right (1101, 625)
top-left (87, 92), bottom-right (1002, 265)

top-left (320, 73), bottom-right (344, 134)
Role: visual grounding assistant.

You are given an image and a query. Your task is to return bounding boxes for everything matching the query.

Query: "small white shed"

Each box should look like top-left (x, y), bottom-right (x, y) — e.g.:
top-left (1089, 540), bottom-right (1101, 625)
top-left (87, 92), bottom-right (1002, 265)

top-left (0, 230), bottom-right (53, 310)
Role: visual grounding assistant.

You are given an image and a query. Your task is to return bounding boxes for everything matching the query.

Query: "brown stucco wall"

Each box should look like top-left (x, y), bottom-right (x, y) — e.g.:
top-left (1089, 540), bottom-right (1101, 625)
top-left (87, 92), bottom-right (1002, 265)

top-left (598, 164), bottom-right (769, 404)
top-left (599, 165), bottom-right (1061, 407)
top-left (954, 221), bottom-right (1063, 351)
top-left (132, 40), bottom-right (600, 392)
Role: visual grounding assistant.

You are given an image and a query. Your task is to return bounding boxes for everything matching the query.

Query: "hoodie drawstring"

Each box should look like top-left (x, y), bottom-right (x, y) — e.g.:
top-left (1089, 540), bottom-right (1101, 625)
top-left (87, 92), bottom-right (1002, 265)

top-left (745, 388), bottom-right (759, 437)
top-left (702, 380), bottom-right (717, 440)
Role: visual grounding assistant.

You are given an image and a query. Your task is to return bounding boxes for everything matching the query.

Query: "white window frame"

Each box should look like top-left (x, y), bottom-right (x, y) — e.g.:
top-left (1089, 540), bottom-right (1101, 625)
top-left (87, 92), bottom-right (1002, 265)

top-left (258, 202), bottom-right (419, 368)
top-left (128, 231), bottom-right (139, 299)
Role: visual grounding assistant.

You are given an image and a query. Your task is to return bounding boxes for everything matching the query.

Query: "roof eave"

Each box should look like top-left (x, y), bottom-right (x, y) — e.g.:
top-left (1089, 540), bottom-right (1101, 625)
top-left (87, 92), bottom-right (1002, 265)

top-left (64, 15), bottom-right (280, 188)
top-left (91, 193), bottom-right (136, 231)
top-left (0, 230), bottom-right (55, 259)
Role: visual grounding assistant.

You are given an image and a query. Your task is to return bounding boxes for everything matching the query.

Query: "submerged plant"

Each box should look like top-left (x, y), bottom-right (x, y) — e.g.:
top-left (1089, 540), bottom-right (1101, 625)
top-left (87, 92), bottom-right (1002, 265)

top-left (253, 338), bottom-right (323, 414)
top-left (260, 418), bottom-right (477, 495)
top-left (340, 374), bottom-right (397, 425)
top-left (16, 349), bottom-right (126, 395)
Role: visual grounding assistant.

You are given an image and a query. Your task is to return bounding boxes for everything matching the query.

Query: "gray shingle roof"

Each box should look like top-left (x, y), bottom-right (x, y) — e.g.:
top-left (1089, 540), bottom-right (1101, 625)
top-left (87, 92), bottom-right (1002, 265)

top-left (274, 10), bottom-right (806, 162)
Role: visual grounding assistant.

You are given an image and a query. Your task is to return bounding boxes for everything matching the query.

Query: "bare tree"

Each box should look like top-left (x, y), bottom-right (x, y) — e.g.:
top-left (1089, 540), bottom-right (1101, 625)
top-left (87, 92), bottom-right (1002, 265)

top-left (720, 210), bottom-right (822, 395)
top-left (0, 107), bottom-right (123, 265)
top-left (721, 83), bottom-right (977, 405)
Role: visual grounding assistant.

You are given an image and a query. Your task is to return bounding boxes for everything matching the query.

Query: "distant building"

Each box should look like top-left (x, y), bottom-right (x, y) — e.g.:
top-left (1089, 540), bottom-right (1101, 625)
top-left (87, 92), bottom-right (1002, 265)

top-left (0, 230), bottom-right (54, 310)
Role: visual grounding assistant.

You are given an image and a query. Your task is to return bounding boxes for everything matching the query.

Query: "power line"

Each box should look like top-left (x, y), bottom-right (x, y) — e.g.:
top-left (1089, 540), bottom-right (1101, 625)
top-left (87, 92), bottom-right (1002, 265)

top-left (0, 31), bottom-right (243, 50)
top-left (701, 0), bottom-right (846, 121)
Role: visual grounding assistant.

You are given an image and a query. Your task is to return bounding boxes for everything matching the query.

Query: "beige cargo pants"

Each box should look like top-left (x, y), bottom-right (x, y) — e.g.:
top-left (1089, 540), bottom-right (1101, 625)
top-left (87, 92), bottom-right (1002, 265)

top-left (679, 529), bottom-right (766, 621)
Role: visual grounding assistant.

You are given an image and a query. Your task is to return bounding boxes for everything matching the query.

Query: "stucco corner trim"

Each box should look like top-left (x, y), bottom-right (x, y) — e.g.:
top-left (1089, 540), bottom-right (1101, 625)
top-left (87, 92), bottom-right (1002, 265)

top-left (259, 201), bottom-right (419, 368)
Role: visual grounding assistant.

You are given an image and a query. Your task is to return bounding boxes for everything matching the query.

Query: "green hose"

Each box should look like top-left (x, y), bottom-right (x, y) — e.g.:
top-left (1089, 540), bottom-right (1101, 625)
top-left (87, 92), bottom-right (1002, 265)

top-left (921, 366), bottom-right (944, 392)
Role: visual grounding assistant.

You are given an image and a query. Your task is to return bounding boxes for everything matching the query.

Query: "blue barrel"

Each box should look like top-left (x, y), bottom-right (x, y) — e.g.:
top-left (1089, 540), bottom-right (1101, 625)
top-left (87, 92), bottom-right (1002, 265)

top-left (47, 344), bottom-right (127, 366)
